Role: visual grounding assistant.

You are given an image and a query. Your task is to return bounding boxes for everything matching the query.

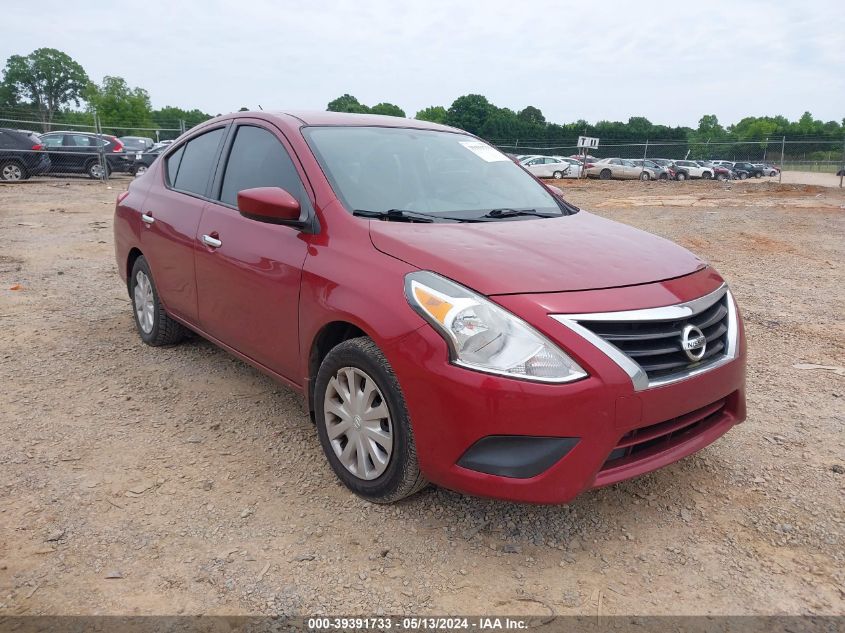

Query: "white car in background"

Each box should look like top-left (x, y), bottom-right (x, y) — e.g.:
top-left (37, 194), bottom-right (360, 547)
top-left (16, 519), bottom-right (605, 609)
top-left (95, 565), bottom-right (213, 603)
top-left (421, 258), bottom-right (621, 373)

top-left (521, 155), bottom-right (582, 179)
top-left (672, 160), bottom-right (714, 179)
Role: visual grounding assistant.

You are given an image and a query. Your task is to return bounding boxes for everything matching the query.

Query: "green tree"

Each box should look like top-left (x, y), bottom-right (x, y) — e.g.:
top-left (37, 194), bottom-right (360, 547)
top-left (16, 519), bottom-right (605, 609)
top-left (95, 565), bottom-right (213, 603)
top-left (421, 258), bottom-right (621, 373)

top-left (327, 94), bottom-right (369, 113)
top-left (415, 105), bottom-right (448, 124)
top-left (369, 102), bottom-right (405, 117)
top-left (1, 48), bottom-right (89, 130)
top-left (446, 94), bottom-right (496, 134)
top-left (85, 76), bottom-right (154, 135)
top-left (518, 106), bottom-right (545, 125)
top-left (152, 106), bottom-right (212, 133)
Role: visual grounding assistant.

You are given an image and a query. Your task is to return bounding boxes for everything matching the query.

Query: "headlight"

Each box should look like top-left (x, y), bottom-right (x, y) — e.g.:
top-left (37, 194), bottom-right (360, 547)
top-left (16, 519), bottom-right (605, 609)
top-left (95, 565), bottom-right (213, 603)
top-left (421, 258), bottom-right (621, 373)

top-left (404, 271), bottom-right (587, 383)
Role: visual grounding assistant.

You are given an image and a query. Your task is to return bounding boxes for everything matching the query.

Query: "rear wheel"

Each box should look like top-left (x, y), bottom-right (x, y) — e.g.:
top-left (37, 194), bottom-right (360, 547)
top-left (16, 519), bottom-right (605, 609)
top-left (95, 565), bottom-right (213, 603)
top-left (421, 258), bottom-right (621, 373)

top-left (676, 171), bottom-right (688, 181)
top-left (315, 337), bottom-right (427, 503)
top-left (739, 172), bottom-right (748, 180)
top-left (599, 169), bottom-right (611, 180)
top-left (86, 160), bottom-right (109, 180)
top-left (0, 160), bottom-right (27, 181)
top-left (134, 164), bottom-right (149, 176)
top-left (716, 173), bottom-right (727, 181)
top-left (755, 172), bottom-right (762, 178)
top-left (129, 256), bottom-right (188, 346)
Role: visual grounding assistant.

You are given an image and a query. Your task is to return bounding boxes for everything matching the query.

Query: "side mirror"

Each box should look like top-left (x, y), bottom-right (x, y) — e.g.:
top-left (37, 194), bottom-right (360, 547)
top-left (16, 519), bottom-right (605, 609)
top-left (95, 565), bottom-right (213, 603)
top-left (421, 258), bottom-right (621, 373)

top-left (237, 187), bottom-right (303, 226)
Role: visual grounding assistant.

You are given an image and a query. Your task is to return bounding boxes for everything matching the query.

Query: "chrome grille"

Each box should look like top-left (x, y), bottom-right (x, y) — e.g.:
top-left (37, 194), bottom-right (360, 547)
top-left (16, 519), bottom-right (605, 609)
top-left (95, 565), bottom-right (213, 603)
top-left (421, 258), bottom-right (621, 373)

top-left (551, 284), bottom-right (738, 390)
top-left (579, 294), bottom-right (730, 380)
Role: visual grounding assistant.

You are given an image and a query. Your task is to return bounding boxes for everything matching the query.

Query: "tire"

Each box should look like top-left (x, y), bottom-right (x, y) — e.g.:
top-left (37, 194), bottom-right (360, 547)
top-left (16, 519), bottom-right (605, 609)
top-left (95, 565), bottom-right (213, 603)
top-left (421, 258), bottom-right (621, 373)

top-left (658, 173), bottom-right (668, 180)
top-left (129, 256), bottom-right (188, 346)
top-left (739, 172), bottom-right (748, 180)
top-left (676, 171), bottom-right (688, 181)
top-left (716, 173), bottom-right (727, 181)
top-left (552, 170), bottom-right (564, 179)
top-left (599, 169), bottom-right (611, 180)
top-left (0, 160), bottom-right (27, 181)
top-left (702, 171), bottom-right (712, 180)
top-left (754, 172), bottom-right (762, 178)
top-left (134, 164), bottom-right (149, 176)
top-left (639, 171), bottom-right (650, 181)
top-left (86, 160), bottom-right (109, 180)
top-left (315, 337), bottom-right (427, 503)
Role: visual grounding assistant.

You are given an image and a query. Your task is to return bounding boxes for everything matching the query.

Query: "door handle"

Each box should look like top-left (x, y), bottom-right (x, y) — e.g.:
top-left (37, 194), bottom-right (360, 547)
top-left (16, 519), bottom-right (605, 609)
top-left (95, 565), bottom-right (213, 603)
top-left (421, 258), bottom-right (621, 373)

top-left (141, 213), bottom-right (155, 225)
top-left (202, 234), bottom-right (222, 248)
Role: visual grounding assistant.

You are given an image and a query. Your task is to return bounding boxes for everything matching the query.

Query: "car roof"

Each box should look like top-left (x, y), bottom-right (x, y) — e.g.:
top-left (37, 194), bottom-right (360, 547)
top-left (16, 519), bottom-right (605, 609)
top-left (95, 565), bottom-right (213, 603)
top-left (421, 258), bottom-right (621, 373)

top-left (201, 110), bottom-right (464, 134)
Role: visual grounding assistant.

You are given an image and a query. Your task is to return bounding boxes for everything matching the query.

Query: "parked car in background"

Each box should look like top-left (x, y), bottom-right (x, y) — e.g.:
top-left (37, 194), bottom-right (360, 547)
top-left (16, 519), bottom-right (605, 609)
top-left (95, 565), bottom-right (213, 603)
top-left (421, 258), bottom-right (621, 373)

top-left (130, 145), bottom-right (167, 175)
top-left (632, 159), bottom-right (670, 180)
top-left (673, 160), bottom-right (714, 179)
top-left (731, 161), bottom-right (764, 178)
top-left (152, 139), bottom-right (175, 151)
top-left (119, 136), bottom-right (155, 153)
top-left (586, 157), bottom-right (653, 180)
top-left (754, 163), bottom-right (780, 177)
top-left (114, 110), bottom-right (746, 504)
top-left (0, 127), bottom-right (51, 181)
top-left (39, 131), bottom-right (131, 178)
top-left (521, 155), bottom-right (581, 179)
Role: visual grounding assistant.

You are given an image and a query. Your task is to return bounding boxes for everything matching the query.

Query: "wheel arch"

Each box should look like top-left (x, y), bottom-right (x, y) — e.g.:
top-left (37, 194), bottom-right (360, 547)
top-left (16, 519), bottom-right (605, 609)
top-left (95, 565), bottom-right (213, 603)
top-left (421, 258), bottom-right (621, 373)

top-left (126, 247), bottom-right (144, 291)
top-left (306, 320), bottom-right (368, 418)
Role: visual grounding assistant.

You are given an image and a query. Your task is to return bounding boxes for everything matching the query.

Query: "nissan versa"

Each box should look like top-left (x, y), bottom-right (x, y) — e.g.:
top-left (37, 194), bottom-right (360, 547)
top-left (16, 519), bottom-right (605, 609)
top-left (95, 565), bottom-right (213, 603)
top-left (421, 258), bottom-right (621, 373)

top-left (113, 111), bottom-right (746, 504)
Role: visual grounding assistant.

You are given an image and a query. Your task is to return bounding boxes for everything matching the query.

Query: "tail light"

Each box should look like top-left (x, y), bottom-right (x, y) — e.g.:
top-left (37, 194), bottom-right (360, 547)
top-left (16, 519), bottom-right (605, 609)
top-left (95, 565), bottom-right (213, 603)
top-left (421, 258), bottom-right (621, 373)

top-left (31, 143), bottom-right (44, 151)
top-left (111, 140), bottom-right (124, 153)
top-left (116, 191), bottom-right (130, 205)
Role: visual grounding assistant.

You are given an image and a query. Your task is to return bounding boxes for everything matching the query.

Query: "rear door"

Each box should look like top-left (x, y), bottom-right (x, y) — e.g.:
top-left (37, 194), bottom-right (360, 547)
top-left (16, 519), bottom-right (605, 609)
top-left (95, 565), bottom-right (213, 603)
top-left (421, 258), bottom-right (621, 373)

top-left (139, 125), bottom-right (228, 323)
top-left (41, 133), bottom-right (73, 174)
top-left (194, 121), bottom-right (311, 381)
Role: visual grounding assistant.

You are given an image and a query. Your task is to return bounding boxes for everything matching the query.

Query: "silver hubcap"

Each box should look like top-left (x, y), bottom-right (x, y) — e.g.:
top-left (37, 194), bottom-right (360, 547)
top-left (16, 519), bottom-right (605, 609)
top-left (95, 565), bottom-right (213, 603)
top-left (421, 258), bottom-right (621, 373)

top-left (90, 164), bottom-right (104, 178)
top-left (323, 367), bottom-right (393, 480)
top-left (2, 164), bottom-right (22, 180)
top-left (133, 271), bottom-right (155, 334)
top-left (136, 165), bottom-right (147, 175)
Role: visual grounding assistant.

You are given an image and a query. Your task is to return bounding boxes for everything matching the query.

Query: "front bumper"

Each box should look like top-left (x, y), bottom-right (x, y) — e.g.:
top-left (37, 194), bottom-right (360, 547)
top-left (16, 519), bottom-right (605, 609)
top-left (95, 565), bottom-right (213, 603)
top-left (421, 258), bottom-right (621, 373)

top-left (384, 269), bottom-right (746, 504)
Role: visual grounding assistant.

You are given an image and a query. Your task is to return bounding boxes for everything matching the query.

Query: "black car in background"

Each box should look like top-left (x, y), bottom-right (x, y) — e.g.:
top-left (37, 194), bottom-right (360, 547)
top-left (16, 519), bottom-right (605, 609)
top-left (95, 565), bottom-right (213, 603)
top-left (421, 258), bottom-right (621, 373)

top-left (731, 161), bottom-right (764, 178)
top-left (40, 131), bottom-right (132, 179)
top-left (119, 136), bottom-right (154, 153)
top-left (0, 128), bottom-right (51, 181)
top-left (129, 144), bottom-right (166, 175)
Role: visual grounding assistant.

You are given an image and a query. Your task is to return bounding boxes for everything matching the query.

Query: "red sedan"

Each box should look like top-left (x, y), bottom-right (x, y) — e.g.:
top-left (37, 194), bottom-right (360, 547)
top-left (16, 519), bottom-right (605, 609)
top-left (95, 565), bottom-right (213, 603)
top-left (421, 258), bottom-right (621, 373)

top-left (114, 111), bottom-right (746, 504)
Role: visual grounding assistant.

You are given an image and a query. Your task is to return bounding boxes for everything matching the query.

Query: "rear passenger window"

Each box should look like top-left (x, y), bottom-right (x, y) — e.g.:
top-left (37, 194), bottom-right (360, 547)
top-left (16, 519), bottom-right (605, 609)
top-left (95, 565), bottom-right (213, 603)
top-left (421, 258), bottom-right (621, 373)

top-left (166, 146), bottom-right (185, 186)
top-left (218, 125), bottom-right (308, 208)
top-left (171, 128), bottom-right (225, 196)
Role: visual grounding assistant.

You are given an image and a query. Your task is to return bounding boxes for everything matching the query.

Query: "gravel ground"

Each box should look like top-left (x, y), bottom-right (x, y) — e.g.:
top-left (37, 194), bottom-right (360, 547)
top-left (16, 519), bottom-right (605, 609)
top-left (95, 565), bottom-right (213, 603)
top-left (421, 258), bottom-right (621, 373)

top-left (0, 176), bottom-right (843, 616)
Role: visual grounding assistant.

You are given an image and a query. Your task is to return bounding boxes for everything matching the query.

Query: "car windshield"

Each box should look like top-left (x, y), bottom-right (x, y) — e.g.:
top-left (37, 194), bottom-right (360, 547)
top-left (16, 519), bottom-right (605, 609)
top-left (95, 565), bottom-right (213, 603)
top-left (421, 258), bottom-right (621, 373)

top-left (304, 126), bottom-right (564, 219)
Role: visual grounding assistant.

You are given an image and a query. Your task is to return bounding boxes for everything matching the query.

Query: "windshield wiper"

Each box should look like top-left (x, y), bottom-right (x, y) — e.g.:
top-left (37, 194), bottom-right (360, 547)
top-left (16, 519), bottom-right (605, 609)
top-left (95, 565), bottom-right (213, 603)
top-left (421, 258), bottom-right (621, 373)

top-left (482, 208), bottom-right (560, 219)
top-left (353, 209), bottom-right (481, 223)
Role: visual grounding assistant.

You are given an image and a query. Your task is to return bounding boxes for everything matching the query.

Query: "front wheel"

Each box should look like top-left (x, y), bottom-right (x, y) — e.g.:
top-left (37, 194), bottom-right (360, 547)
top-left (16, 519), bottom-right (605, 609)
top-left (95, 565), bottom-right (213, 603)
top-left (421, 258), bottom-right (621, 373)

top-left (552, 170), bottom-right (564, 179)
top-left (315, 337), bottom-right (427, 503)
top-left (639, 171), bottom-right (650, 181)
top-left (676, 171), bottom-right (688, 181)
top-left (739, 172), bottom-right (748, 180)
top-left (129, 256), bottom-right (188, 346)
top-left (599, 169), bottom-right (611, 180)
top-left (716, 173), bottom-right (727, 181)
top-left (0, 160), bottom-right (27, 181)
top-left (702, 171), bottom-right (712, 179)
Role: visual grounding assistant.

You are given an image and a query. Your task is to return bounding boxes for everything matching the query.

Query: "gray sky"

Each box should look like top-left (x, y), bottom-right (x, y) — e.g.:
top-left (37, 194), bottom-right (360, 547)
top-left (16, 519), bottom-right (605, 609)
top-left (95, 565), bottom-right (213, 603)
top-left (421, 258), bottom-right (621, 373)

top-left (4, 0), bottom-right (843, 128)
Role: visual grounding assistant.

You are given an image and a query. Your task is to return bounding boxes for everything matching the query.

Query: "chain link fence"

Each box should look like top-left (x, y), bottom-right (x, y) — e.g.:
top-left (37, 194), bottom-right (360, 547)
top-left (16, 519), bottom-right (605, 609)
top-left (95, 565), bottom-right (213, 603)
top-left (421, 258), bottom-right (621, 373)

top-left (0, 107), bottom-right (187, 181)
top-left (493, 137), bottom-right (845, 175)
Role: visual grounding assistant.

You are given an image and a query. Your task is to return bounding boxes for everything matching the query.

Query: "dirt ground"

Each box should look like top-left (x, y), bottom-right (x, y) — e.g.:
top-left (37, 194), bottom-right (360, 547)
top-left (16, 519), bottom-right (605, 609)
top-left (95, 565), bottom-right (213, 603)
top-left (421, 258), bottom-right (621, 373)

top-left (0, 176), bottom-right (843, 617)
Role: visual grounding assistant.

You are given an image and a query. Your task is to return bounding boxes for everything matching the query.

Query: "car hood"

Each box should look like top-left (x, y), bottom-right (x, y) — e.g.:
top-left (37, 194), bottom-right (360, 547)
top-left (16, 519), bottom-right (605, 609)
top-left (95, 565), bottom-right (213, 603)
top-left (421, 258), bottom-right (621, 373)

top-left (369, 211), bottom-right (705, 295)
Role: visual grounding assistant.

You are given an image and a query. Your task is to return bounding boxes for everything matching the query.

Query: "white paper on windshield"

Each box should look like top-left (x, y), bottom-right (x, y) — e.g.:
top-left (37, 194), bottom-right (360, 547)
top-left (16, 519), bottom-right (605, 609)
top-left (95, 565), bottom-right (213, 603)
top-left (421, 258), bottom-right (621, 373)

top-left (459, 141), bottom-right (509, 162)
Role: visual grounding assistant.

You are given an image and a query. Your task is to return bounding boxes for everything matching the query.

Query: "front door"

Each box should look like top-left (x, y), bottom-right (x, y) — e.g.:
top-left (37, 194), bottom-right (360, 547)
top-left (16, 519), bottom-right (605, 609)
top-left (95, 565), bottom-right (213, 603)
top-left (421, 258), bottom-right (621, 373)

top-left (194, 121), bottom-right (311, 382)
